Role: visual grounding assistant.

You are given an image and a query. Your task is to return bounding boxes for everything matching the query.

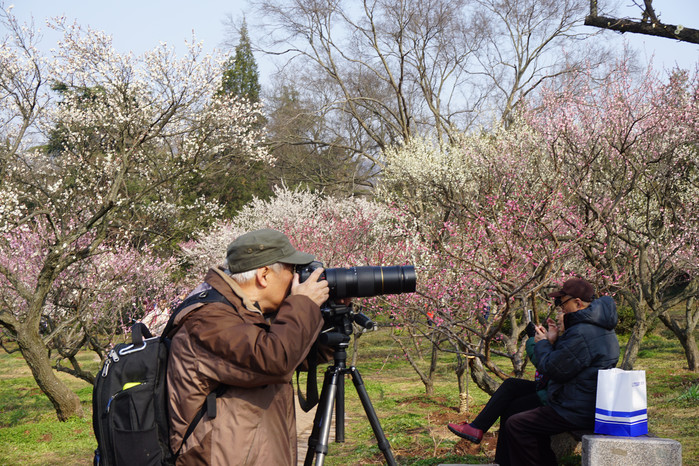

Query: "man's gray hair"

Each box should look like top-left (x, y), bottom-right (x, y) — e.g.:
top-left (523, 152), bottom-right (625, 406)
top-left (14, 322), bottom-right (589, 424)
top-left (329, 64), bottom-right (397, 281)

top-left (230, 262), bottom-right (286, 284)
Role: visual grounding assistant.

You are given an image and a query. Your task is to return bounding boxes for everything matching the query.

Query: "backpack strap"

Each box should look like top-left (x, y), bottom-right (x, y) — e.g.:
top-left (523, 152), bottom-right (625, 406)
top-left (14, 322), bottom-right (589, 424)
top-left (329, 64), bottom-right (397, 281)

top-left (175, 384), bottom-right (228, 457)
top-left (164, 286), bottom-right (234, 457)
top-left (162, 287), bottom-right (233, 339)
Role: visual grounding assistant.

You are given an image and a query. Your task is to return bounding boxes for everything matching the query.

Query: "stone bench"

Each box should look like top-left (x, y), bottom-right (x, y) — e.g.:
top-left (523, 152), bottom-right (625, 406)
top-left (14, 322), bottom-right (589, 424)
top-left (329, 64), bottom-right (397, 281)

top-left (551, 430), bottom-right (590, 459)
top-left (581, 434), bottom-right (682, 466)
top-left (440, 432), bottom-right (682, 466)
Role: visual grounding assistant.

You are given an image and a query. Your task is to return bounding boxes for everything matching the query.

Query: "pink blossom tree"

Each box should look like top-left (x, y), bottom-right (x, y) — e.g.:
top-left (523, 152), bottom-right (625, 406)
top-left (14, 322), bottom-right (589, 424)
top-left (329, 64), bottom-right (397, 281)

top-left (179, 186), bottom-right (440, 390)
top-left (180, 185), bottom-right (420, 275)
top-left (0, 7), bottom-right (268, 419)
top-left (0, 221), bottom-right (176, 382)
top-left (380, 59), bottom-right (699, 402)
top-left (528, 63), bottom-right (699, 370)
top-left (379, 132), bottom-right (591, 397)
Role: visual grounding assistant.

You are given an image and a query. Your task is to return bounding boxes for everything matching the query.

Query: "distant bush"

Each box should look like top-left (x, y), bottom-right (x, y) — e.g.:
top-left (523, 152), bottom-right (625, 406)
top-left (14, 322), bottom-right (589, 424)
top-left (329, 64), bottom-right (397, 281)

top-left (615, 305), bottom-right (658, 336)
top-left (615, 305), bottom-right (636, 335)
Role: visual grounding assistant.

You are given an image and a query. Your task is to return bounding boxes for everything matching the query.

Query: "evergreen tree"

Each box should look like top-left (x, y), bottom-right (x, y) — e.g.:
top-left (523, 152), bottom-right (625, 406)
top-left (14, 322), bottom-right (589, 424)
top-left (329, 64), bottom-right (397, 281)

top-left (265, 84), bottom-right (368, 195)
top-left (221, 19), bottom-right (261, 102)
top-left (195, 18), bottom-right (272, 218)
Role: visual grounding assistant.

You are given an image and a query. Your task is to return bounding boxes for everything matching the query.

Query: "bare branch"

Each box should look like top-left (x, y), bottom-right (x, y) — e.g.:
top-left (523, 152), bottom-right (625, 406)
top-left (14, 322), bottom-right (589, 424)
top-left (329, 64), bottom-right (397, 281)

top-left (585, 1), bottom-right (699, 44)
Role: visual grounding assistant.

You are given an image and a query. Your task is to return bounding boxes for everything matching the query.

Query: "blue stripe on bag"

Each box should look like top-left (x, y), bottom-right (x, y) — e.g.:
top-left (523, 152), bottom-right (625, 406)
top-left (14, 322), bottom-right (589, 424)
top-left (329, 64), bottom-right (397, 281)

top-left (595, 408), bottom-right (647, 417)
top-left (594, 419), bottom-right (648, 436)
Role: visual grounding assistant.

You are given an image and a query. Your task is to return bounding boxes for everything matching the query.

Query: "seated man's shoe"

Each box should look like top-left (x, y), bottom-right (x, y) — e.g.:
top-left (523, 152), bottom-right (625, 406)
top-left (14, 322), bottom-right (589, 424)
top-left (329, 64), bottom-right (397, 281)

top-left (447, 422), bottom-right (483, 444)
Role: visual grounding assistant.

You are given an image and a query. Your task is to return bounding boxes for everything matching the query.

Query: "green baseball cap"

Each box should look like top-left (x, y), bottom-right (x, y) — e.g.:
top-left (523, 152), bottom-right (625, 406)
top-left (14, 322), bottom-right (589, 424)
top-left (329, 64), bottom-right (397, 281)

top-left (226, 229), bottom-right (315, 273)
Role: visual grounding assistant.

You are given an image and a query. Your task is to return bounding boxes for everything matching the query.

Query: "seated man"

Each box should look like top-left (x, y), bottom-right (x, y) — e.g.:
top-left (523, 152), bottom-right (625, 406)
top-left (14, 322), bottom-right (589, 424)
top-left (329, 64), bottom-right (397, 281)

top-left (167, 229), bottom-right (329, 465)
top-left (502, 277), bottom-right (620, 466)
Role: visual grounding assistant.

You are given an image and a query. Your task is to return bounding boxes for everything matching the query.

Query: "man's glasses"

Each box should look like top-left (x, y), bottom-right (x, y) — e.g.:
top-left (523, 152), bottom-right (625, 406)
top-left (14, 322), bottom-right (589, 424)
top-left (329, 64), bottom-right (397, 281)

top-left (554, 296), bottom-right (574, 307)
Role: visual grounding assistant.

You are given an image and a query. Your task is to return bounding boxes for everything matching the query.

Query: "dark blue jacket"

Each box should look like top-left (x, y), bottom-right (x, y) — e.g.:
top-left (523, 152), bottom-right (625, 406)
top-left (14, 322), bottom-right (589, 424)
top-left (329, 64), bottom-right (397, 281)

top-left (534, 296), bottom-right (620, 427)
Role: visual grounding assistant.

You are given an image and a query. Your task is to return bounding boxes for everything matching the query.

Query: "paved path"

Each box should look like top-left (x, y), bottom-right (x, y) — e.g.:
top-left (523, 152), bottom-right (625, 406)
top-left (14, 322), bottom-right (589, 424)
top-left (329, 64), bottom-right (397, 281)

top-left (296, 397), bottom-right (316, 464)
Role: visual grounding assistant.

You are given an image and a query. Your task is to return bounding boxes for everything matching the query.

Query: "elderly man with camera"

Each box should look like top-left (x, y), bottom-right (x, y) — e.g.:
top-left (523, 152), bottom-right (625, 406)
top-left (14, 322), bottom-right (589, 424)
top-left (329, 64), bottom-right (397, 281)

top-left (167, 229), bottom-right (329, 465)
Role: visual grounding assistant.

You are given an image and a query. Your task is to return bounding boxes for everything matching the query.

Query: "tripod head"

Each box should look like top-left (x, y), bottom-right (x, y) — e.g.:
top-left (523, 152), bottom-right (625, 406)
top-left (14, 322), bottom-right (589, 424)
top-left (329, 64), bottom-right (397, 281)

top-left (317, 302), bottom-right (374, 349)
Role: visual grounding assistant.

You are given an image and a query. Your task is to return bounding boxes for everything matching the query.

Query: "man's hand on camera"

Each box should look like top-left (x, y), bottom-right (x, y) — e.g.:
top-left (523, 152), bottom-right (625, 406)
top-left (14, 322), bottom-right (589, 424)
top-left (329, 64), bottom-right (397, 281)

top-left (291, 267), bottom-right (330, 307)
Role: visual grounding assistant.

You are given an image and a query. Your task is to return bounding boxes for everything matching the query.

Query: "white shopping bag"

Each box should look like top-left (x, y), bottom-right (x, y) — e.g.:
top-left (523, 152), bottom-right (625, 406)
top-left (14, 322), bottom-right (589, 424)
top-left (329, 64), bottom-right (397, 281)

top-left (594, 368), bottom-right (648, 436)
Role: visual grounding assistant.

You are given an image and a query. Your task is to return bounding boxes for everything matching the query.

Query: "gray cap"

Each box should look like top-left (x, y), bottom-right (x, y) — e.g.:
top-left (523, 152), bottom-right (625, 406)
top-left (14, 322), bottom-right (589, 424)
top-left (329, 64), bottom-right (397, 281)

top-left (226, 229), bottom-right (315, 273)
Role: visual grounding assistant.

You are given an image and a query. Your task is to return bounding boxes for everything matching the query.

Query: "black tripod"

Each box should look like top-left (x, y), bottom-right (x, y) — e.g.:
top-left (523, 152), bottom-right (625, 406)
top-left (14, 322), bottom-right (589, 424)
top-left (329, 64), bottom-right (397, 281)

top-left (304, 307), bottom-right (397, 466)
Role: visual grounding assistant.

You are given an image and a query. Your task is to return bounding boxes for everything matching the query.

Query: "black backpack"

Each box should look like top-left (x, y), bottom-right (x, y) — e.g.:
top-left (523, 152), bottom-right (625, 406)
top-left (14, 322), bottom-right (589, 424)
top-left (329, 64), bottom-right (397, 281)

top-left (92, 288), bottom-right (231, 466)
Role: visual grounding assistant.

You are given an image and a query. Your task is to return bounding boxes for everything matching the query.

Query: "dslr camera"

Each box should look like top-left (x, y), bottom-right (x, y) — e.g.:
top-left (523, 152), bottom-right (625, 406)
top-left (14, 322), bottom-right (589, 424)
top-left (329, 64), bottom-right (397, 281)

top-left (295, 261), bottom-right (417, 338)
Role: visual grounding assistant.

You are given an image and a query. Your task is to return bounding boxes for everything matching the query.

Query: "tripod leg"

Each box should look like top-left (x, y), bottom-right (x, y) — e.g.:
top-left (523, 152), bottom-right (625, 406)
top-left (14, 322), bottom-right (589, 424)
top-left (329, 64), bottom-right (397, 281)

top-left (304, 370), bottom-right (329, 466)
top-left (304, 366), bottom-right (341, 466)
top-left (348, 367), bottom-right (398, 466)
top-left (336, 368), bottom-right (345, 442)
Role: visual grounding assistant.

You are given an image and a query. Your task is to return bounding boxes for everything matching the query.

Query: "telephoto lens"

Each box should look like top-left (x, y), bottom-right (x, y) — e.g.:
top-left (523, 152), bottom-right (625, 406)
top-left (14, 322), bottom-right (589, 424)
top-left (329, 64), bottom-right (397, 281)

top-left (296, 261), bottom-right (416, 299)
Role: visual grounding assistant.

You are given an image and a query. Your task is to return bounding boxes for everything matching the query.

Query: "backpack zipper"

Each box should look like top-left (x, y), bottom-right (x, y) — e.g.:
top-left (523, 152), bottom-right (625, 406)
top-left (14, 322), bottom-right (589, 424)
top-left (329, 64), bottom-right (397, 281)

top-left (106, 382), bottom-right (148, 413)
top-left (101, 349), bottom-right (120, 378)
top-left (96, 347), bottom-right (121, 465)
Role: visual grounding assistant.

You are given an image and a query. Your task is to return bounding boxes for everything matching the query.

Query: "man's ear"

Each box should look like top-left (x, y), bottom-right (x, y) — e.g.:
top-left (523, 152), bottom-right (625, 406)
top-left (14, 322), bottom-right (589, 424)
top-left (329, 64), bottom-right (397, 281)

top-left (256, 266), bottom-right (269, 288)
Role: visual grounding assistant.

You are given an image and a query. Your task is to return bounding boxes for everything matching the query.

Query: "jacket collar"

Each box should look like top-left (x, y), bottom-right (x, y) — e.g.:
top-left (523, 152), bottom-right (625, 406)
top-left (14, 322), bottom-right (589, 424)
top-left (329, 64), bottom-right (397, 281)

top-left (207, 267), bottom-right (264, 317)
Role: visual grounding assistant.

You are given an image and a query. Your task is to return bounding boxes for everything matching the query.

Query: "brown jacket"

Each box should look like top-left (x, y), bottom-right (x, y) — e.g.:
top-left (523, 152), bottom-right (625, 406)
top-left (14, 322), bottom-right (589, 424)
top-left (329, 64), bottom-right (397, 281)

top-left (167, 267), bottom-right (323, 465)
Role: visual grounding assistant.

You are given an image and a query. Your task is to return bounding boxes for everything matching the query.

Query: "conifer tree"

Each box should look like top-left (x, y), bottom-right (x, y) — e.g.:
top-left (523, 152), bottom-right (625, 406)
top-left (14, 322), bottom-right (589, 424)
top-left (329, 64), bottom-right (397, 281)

top-left (221, 19), bottom-right (261, 102)
top-left (197, 18), bottom-right (272, 217)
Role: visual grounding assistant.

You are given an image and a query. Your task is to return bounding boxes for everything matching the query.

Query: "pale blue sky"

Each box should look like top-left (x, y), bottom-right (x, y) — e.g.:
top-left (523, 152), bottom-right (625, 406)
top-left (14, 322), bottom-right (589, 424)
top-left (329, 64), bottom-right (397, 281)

top-left (5, 0), bottom-right (699, 79)
top-left (7, 0), bottom-right (236, 54)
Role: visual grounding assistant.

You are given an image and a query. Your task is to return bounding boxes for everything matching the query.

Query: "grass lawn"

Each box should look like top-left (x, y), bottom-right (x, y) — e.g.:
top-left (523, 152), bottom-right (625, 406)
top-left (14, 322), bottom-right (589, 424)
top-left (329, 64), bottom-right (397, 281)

top-left (1, 326), bottom-right (697, 465)
top-left (312, 327), bottom-right (699, 465)
top-left (0, 348), bottom-right (98, 465)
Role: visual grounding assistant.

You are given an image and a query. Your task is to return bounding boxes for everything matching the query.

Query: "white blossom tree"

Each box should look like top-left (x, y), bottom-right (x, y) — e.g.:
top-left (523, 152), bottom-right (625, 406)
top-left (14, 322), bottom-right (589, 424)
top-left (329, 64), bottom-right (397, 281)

top-left (0, 6), bottom-right (269, 420)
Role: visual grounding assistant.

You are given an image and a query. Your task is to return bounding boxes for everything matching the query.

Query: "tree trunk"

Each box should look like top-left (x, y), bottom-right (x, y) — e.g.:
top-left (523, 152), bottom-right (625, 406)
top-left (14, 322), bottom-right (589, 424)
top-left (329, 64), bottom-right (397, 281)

top-left (427, 342), bottom-right (439, 385)
top-left (469, 356), bottom-right (500, 395)
top-left (658, 303), bottom-right (699, 372)
top-left (16, 326), bottom-right (84, 421)
top-left (351, 331), bottom-right (362, 367)
top-left (456, 365), bottom-right (466, 413)
top-left (683, 332), bottom-right (699, 372)
top-left (621, 318), bottom-right (648, 370)
top-left (391, 333), bottom-right (434, 395)
top-left (455, 353), bottom-right (473, 414)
